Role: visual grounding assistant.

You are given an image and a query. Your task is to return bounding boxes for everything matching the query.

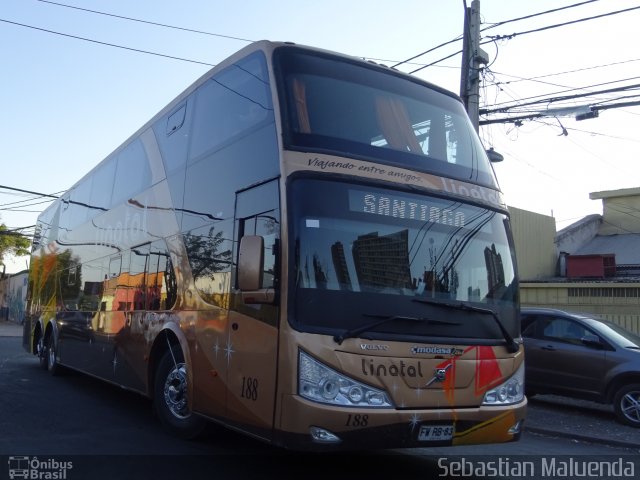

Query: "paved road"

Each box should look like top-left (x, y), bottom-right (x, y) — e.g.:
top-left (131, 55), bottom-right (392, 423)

top-left (1, 324), bottom-right (639, 479)
top-left (526, 393), bottom-right (640, 449)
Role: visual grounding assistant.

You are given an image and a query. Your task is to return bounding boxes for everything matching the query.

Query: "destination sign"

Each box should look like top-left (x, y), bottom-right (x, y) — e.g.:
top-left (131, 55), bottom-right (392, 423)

top-left (348, 190), bottom-right (465, 227)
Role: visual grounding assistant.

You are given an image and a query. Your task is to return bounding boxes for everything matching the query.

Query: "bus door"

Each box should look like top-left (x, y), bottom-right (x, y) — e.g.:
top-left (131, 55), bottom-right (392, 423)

top-left (89, 253), bottom-right (128, 380)
top-left (227, 180), bottom-right (280, 439)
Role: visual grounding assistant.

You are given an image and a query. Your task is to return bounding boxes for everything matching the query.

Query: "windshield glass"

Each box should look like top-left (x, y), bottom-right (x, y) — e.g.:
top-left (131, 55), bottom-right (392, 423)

top-left (586, 318), bottom-right (640, 348)
top-left (289, 178), bottom-right (519, 341)
top-left (275, 47), bottom-right (498, 188)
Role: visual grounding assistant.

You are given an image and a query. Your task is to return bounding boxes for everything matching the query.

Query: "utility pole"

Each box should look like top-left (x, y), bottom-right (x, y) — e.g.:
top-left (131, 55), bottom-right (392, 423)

top-left (460, 0), bottom-right (488, 132)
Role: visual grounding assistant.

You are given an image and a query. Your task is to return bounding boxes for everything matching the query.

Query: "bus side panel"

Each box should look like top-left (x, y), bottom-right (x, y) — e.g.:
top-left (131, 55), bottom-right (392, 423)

top-left (191, 308), bottom-right (229, 420)
top-left (225, 310), bottom-right (278, 439)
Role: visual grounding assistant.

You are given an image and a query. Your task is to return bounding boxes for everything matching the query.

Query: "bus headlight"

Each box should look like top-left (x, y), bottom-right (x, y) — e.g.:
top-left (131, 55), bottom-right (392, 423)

top-left (482, 362), bottom-right (525, 405)
top-left (298, 351), bottom-right (393, 408)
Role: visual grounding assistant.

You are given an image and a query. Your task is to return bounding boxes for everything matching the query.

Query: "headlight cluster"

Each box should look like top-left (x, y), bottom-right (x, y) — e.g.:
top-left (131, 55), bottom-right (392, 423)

top-left (482, 361), bottom-right (525, 405)
top-left (298, 351), bottom-right (393, 408)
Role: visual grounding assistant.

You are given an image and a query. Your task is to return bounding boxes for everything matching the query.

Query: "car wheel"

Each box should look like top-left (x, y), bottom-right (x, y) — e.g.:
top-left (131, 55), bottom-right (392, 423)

top-left (154, 347), bottom-right (206, 439)
top-left (613, 383), bottom-right (640, 427)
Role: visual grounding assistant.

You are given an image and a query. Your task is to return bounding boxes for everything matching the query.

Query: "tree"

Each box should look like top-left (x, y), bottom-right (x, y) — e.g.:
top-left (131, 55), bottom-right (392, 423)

top-left (0, 222), bottom-right (31, 269)
top-left (184, 226), bottom-right (232, 280)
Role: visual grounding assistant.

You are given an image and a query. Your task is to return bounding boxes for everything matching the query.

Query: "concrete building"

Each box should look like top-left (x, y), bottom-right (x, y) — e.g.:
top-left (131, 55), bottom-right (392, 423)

top-left (512, 187), bottom-right (640, 334)
top-left (0, 269), bottom-right (28, 324)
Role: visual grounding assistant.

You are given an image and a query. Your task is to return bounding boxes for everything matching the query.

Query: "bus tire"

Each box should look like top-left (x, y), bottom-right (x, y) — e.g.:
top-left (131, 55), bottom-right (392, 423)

top-left (45, 331), bottom-right (62, 376)
top-left (154, 347), bottom-right (206, 439)
top-left (37, 333), bottom-right (48, 370)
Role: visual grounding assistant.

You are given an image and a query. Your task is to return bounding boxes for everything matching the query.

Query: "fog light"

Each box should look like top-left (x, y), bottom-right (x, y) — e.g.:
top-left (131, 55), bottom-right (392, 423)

top-left (309, 426), bottom-right (342, 443)
top-left (508, 420), bottom-right (523, 435)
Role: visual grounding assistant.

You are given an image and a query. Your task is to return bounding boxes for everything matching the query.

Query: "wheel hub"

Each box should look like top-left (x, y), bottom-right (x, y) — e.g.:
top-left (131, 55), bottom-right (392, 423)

top-left (164, 363), bottom-right (189, 419)
top-left (621, 390), bottom-right (640, 424)
top-left (48, 341), bottom-right (55, 366)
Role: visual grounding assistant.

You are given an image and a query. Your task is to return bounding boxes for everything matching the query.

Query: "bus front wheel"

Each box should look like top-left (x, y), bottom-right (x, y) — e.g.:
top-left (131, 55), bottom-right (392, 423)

top-left (154, 347), bottom-right (206, 439)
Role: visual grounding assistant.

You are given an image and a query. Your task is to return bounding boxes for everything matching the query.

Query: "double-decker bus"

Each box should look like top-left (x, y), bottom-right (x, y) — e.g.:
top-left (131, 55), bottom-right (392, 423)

top-left (24, 40), bottom-right (525, 450)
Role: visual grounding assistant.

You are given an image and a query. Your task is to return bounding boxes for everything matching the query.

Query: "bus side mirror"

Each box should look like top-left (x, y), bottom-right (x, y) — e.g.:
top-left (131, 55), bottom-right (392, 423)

top-left (238, 235), bottom-right (275, 304)
top-left (486, 148), bottom-right (504, 163)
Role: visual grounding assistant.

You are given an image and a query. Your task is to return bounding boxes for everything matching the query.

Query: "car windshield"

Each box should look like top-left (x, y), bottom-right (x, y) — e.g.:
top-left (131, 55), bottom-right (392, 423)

top-left (585, 317), bottom-right (640, 348)
top-left (288, 178), bottom-right (519, 341)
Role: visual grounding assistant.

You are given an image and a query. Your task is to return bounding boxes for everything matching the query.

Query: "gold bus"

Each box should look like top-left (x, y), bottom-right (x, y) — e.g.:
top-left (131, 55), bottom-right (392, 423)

top-left (24, 41), bottom-right (525, 450)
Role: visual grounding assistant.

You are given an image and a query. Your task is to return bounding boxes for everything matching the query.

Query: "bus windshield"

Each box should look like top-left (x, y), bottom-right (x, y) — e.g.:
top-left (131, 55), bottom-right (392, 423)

top-left (289, 178), bottom-right (519, 341)
top-left (276, 47), bottom-right (498, 187)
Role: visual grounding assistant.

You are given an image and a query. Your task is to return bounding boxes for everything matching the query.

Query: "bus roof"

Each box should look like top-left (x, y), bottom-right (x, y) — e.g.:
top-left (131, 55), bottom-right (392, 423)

top-left (42, 40), bottom-right (463, 219)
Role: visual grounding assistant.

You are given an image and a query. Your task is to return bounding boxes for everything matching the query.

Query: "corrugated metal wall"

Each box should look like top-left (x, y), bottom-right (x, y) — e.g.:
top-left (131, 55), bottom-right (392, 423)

top-left (521, 281), bottom-right (640, 334)
top-left (509, 206), bottom-right (557, 280)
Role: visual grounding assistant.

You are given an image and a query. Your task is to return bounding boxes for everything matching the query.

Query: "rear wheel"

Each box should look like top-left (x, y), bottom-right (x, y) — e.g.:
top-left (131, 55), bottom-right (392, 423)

top-left (613, 383), bottom-right (640, 427)
top-left (154, 347), bottom-right (206, 439)
top-left (37, 333), bottom-right (48, 370)
top-left (45, 332), bottom-right (62, 376)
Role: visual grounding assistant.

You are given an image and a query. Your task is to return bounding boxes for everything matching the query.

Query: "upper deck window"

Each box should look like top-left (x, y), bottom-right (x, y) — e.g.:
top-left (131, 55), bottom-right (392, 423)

top-left (275, 48), bottom-right (498, 188)
top-left (190, 51), bottom-right (274, 162)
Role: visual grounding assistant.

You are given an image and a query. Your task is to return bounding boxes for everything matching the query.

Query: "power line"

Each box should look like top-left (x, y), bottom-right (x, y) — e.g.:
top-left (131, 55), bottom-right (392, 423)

top-left (0, 191), bottom-right (64, 208)
top-left (396, 1), bottom-right (603, 72)
top-left (393, 35), bottom-right (463, 69)
top-left (414, 3), bottom-right (640, 75)
top-left (409, 49), bottom-right (463, 74)
top-left (36, 0), bottom-right (254, 43)
top-left (0, 225), bottom-right (36, 233)
top-left (479, 4), bottom-right (640, 124)
top-left (0, 18), bottom-right (215, 67)
top-left (0, 209), bottom-right (44, 213)
top-left (0, 200), bottom-right (56, 211)
top-left (0, 223), bottom-right (34, 237)
top-left (34, 0), bottom-right (438, 72)
top-left (479, 99), bottom-right (640, 126)
top-left (481, 81), bottom-right (640, 115)
top-left (0, 185), bottom-right (60, 199)
top-left (484, 59), bottom-right (640, 105)
top-left (563, 125), bottom-right (640, 142)
top-left (489, 58), bottom-right (640, 87)
top-left (480, 0), bottom-right (601, 31)
top-left (486, 5), bottom-right (640, 42)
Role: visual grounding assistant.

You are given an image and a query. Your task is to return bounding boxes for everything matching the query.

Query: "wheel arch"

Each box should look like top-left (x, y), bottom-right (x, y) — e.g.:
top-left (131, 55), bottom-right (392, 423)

top-left (605, 373), bottom-right (640, 403)
top-left (32, 319), bottom-right (44, 354)
top-left (33, 318), bottom-right (57, 353)
top-left (147, 322), bottom-right (192, 402)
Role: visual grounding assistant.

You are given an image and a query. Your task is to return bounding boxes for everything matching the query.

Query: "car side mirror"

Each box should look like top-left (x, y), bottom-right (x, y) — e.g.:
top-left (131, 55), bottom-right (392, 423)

top-left (581, 335), bottom-right (603, 349)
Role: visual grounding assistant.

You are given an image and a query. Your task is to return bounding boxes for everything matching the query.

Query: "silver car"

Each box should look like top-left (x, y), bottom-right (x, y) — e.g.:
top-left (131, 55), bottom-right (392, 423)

top-left (521, 307), bottom-right (640, 427)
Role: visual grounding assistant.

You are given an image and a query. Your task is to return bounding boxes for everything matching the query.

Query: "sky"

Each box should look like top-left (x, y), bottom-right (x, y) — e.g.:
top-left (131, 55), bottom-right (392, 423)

top-left (1, 0), bottom-right (639, 273)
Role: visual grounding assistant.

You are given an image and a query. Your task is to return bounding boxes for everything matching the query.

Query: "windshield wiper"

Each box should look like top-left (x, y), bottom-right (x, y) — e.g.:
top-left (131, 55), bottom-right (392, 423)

top-left (412, 297), bottom-right (520, 353)
top-left (334, 314), bottom-right (460, 345)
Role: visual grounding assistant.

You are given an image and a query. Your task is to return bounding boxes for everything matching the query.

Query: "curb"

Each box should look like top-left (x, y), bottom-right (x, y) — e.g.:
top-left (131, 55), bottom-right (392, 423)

top-left (526, 426), bottom-right (640, 450)
top-left (0, 321), bottom-right (23, 337)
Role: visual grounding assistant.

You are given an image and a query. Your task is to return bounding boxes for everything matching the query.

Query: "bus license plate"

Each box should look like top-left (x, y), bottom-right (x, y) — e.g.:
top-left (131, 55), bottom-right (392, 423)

top-left (418, 425), bottom-right (454, 441)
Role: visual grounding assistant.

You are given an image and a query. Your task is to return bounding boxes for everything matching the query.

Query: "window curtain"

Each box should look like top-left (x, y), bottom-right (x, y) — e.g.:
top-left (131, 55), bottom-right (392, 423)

top-left (292, 78), bottom-right (311, 134)
top-left (375, 97), bottom-right (422, 154)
